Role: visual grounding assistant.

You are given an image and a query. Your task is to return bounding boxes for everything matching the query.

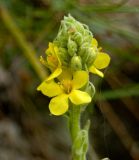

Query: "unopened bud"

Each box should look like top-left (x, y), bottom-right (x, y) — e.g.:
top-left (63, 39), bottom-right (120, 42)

top-left (58, 47), bottom-right (69, 65)
top-left (79, 47), bottom-right (90, 64)
top-left (70, 56), bottom-right (82, 71)
top-left (73, 32), bottom-right (83, 45)
top-left (86, 48), bottom-right (97, 66)
top-left (67, 38), bottom-right (77, 56)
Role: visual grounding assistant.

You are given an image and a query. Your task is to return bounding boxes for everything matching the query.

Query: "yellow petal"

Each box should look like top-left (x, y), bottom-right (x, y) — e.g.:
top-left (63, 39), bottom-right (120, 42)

top-left (72, 71), bottom-right (88, 89)
top-left (49, 42), bottom-right (54, 53)
top-left (58, 68), bottom-right (72, 81)
top-left (69, 90), bottom-right (91, 105)
top-left (89, 65), bottom-right (104, 77)
top-left (45, 42), bottom-right (53, 55)
top-left (46, 67), bottom-right (62, 81)
top-left (37, 80), bottom-right (63, 97)
top-left (49, 94), bottom-right (69, 115)
top-left (93, 52), bottom-right (110, 69)
top-left (92, 38), bottom-right (98, 48)
top-left (54, 46), bottom-right (61, 65)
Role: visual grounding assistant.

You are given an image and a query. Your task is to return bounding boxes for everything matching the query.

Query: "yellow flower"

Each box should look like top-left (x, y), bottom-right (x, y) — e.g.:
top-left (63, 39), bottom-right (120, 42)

top-left (37, 70), bottom-right (91, 116)
top-left (40, 42), bottom-right (62, 81)
top-left (89, 38), bottom-right (110, 77)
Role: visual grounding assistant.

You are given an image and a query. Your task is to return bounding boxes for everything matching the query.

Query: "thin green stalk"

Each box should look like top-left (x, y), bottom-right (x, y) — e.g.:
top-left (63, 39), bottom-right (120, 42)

top-left (69, 105), bottom-right (89, 160)
top-left (70, 105), bottom-right (81, 142)
top-left (0, 5), bottom-right (47, 81)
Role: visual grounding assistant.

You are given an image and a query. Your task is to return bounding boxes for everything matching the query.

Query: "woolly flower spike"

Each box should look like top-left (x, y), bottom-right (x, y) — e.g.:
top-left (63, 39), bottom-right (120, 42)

top-left (40, 42), bottom-right (62, 81)
top-left (37, 15), bottom-right (110, 115)
top-left (53, 14), bottom-right (110, 75)
top-left (89, 38), bottom-right (110, 77)
top-left (53, 14), bottom-right (94, 70)
top-left (37, 70), bottom-right (91, 115)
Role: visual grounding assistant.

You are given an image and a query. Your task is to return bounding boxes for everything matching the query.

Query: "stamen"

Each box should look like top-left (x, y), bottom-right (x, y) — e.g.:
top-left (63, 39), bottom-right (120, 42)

top-left (61, 80), bottom-right (73, 94)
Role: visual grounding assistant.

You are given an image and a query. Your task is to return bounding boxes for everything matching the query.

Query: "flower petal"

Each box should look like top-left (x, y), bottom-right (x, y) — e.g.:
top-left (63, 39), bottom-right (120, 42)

top-left (89, 65), bottom-right (104, 77)
top-left (46, 67), bottom-right (62, 81)
top-left (72, 71), bottom-right (88, 89)
top-left (49, 94), bottom-right (69, 115)
top-left (46, 42), bottom-right (54, 54)
top-left (93, 52), bottom-right (110, 69)
top-left (92, 38), bottom-right (98, 48)
top-left (58, 68), bottom-right (72, 81)
top-left (54, 46), bottom-right (61, 64)
top-left (69, 90), bottom-right (91, 105)
top-left (37, 80), bottom-right (63, 97)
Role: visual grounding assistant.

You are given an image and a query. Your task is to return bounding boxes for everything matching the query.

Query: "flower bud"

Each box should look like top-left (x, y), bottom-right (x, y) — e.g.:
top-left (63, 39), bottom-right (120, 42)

top-left (72, 130), bottom-right (89, 157)
top-left (86, 82), bottom-right (95, 98)
top-left (67, 38), bottom-right (77, 57)
top-left (70, 55), bottom-right (82, 71)
top-left (78, 42), bottom-right (90, 56)
top-left (73, 32), bottom-right (83, 45)
top-left (78, 47), bottom-right (90, 64)
top-left (53, 15), bottom-right (99, 71)
top-left (54, 33), bottom-right (68, 48)
top-left (75, 22), bottom-right (85, 35)
top-left (58, 47), bottom-right (69, 65)
top-left (86, 48), bottom-right (97, 66)
top-left (83, 35), bottom-right (93, 44)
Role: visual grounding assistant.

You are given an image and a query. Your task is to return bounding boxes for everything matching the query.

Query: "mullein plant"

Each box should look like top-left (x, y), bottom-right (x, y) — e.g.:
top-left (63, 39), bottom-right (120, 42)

top-left (37, 14), bottom-right (110, 160)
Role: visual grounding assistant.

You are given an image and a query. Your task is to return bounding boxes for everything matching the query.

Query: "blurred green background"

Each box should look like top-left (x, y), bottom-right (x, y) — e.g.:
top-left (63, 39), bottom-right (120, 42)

top-left (0, 0), bottom-right (139, 160)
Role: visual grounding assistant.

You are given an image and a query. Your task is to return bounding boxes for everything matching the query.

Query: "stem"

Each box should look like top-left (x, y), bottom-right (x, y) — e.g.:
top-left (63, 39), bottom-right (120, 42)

top-left (70, 105), bottom-right (81, 142)
top-left (69, 105), bottom-right (89, 160)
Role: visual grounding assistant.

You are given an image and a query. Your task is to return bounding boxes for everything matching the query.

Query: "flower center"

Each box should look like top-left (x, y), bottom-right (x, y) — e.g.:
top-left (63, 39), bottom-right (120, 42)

top-left (61, 80), bottom-right (73, 94)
